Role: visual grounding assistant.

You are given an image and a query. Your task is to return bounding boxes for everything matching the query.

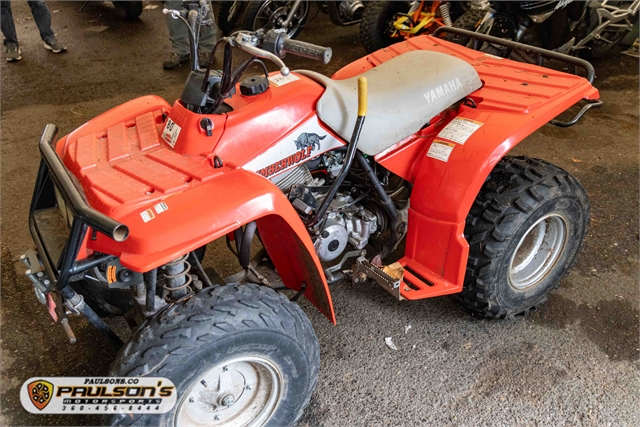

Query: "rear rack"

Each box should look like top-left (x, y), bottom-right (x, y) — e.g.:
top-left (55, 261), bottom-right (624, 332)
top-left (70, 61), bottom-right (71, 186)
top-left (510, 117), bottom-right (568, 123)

top-left (433, 27), bottom-right (596, 83)
top-left (433, 27), bottom-right (602, 127)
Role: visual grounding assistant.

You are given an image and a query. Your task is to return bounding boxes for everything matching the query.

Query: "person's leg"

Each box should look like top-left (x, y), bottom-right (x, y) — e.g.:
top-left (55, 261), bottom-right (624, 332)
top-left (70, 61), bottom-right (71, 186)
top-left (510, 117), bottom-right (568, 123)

top-left (1, 1), bottom-right (18, 46)
top-left (27, 0), bottom-right (66, 52)
top-left (165, 1), bottom-right (190, 55)
top-left (27, 1), bottom-right (54, 41)
top-left (163, 0), bottom-right (190, 68)
top-left (1, 1), bottom-right (21, 62)
top-left (198, 1), bottom-right (218, 52)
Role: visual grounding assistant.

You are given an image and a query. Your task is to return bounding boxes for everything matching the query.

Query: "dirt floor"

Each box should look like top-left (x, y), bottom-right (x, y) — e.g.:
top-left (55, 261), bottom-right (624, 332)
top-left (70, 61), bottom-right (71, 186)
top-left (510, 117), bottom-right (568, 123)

top-left (1, 1), bottom-right (639, 426)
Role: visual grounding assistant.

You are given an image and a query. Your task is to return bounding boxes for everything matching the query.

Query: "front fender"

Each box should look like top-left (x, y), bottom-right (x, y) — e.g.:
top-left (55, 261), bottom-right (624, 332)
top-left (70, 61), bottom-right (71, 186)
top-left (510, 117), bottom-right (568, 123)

top-left (89, 168), bottom-right (336, 323)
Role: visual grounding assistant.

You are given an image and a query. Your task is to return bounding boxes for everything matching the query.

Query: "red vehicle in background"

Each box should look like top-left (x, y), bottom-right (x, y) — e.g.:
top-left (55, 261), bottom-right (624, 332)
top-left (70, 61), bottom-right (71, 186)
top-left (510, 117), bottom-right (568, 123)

top-left (23, 1), bottom-right (601, 425)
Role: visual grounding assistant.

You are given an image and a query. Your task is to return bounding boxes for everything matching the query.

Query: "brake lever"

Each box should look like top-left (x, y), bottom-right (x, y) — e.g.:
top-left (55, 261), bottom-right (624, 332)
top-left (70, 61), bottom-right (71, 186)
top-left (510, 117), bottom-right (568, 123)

top-left (231, 33), bottom-right (290, 76)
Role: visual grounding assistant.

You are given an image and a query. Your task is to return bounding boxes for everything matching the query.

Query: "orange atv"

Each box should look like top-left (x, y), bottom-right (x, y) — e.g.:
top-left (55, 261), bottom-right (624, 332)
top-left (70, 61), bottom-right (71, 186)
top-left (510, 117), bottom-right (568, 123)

top-left (22, 0), bottom-right (601, 423)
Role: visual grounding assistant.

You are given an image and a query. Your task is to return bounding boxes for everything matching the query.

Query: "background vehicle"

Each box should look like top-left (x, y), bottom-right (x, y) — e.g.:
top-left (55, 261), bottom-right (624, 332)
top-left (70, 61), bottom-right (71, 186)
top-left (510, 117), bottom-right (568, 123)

top-left (240, 0), bottom-right (365, 39)
top-left (450, 0), bottom-right (640, 60)
top-left (217, 0), bottom-right (247, 35)
top-left (359, 0), bottom-right (468, 53)
top-left (22, 2), bottom-right (601, 425)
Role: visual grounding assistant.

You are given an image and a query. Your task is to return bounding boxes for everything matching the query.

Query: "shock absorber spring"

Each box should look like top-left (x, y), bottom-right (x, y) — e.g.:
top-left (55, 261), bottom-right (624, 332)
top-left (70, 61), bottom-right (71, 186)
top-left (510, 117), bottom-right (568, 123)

top-left (439, 2), bottom-right (452, 27)
top-left (164, 255), bottom-right (193, 301)
top-left (408, 1), bottom-right (420, 16)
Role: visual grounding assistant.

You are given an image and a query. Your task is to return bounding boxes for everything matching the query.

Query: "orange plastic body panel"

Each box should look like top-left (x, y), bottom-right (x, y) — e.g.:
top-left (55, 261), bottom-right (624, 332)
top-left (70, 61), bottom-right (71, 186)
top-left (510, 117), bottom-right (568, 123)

top-left (333, 36), bottom-right (599, 300)
top-left (56, 87), bottom-right (337, 322)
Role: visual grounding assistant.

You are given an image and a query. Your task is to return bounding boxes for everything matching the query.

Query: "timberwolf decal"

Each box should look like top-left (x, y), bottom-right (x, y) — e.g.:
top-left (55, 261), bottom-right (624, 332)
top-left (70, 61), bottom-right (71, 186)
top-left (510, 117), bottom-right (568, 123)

top-left (294, 133), bottom-right (326, 151)
top-left (257, 132), bottom-right (328, 178)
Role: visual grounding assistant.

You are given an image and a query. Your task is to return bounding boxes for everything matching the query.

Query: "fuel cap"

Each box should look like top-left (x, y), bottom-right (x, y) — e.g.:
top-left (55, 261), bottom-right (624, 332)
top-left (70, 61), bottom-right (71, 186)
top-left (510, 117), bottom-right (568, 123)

top-left (240, 75), bottom-right (269, 96)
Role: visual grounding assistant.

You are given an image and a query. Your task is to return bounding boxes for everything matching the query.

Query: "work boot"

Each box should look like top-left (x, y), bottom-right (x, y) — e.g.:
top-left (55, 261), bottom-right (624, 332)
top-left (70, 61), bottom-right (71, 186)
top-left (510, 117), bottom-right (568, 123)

top-left (43, 37), bottom-right (67, 53)
top-left (163, 52), bottom-right (190, 69)
top-left (6, 43), bottom-right (21, 62)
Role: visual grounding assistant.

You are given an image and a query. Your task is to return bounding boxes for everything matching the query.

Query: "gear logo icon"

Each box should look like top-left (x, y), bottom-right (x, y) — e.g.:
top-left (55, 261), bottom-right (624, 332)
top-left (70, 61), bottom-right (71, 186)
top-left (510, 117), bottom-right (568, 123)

top-left (28, 380), bottom-right (54, 410)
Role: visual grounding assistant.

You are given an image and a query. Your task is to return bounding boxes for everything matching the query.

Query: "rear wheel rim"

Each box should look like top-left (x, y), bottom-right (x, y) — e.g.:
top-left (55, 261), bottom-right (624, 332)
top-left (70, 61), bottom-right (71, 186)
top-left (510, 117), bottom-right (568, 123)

top-left (175, 356), bottom-right (283, 427)
top-left (508, 213), bottom-right (568, 290)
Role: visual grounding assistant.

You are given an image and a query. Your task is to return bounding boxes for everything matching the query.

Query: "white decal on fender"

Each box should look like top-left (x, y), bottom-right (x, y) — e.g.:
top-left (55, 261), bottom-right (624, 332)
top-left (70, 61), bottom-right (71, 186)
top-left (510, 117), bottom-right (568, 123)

top-left (427, 140), bottom-right (455, 162)
top-left (437, 117), bottom-right (484, 145)
top-left (243, 116), bottom-right (344, 179)
top-left (161, 118), bottom-right (181, 148)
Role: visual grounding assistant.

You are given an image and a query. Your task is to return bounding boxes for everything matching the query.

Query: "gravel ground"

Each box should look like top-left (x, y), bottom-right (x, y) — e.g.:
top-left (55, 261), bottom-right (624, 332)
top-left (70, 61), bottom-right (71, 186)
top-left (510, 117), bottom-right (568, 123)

top-left (1, 2), bottom-right (638, 426)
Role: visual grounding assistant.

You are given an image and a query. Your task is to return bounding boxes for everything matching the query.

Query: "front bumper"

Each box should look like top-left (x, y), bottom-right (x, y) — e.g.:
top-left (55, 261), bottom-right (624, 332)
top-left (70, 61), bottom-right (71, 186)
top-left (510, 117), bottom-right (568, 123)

top-left (24, 125), bottom-right (126, 348)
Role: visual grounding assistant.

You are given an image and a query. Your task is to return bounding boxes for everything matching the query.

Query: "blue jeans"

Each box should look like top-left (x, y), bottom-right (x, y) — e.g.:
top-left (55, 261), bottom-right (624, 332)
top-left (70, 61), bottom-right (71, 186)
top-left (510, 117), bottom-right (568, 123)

top-left (165, 0), bottom-right (217, 56)
top-left (1, 1), bottom-right (55, 46)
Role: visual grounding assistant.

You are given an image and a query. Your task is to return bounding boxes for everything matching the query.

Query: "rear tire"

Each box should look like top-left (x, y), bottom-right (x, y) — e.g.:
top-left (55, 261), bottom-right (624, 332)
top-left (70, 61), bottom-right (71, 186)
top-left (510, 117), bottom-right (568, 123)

top-left (217, 1), bottom-right (243, 36)
top-left (103, 283), bottom-right (320, 426)
top-left (359, 1), bottom-right (410, 54)
top-left (460, 156), bottom-right (590, 319)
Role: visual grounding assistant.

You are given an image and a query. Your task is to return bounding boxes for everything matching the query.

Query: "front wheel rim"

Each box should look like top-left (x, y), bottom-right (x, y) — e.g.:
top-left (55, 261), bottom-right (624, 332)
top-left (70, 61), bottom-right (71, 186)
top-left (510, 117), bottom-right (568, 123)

top-left (508, 213), bottom-right (568, 290)
top-left (175, 356), bottom-right (283, 427)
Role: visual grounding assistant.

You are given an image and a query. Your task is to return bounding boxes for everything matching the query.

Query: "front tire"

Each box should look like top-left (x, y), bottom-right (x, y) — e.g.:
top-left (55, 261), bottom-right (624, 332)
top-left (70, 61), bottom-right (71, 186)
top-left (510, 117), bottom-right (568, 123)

top-left (104, 284), bottom-right (320, 426)
top-left (461, 156), bottom-right (590, 319)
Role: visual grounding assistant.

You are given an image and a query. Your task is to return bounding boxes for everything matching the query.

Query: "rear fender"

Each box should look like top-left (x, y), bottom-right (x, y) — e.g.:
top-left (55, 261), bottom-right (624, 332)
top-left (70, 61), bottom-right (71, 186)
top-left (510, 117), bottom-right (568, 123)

top-left (348, 35), bottom-right (600, 299)
top-left (396, 93), bottom-right (597, 299)
top-left (88, 168), bottom-right (336, 323)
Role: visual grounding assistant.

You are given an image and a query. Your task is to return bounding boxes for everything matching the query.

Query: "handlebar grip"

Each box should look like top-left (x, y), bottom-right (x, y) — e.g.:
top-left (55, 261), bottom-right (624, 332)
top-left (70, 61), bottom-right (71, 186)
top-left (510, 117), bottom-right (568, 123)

top-left (282, 38), bottom-right (332, 64)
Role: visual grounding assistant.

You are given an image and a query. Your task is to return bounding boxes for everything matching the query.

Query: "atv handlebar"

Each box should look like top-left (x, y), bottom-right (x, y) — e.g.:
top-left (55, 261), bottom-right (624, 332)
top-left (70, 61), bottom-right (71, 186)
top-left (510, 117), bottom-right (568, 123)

top-left (282, 38), bottom-right (332, 64)
top-left (39, 125), bottom-right (129, 242)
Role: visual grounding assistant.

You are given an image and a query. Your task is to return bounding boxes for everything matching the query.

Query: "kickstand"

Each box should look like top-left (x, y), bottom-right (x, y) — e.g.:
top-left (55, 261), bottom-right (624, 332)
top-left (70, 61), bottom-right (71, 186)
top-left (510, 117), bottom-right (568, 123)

top-left (79, 1), bottom-right (89, 13)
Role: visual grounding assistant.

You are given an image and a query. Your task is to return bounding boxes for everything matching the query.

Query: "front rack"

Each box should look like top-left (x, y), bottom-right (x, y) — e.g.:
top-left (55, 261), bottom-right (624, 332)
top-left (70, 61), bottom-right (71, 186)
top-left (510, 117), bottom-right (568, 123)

top-left (29, 125), bottom-right (128, 291)
top-left (28, 125), bottom-right (127, 348)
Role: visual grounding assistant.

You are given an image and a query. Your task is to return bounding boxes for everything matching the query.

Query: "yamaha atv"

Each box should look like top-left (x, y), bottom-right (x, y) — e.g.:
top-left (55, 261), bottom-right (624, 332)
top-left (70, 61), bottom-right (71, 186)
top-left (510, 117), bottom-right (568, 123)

top-left (22, 1), bottom-right (601, 424)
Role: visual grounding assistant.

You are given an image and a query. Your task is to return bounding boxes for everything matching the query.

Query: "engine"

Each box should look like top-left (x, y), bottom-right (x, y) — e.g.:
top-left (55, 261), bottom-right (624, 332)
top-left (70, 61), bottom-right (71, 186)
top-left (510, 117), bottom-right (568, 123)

top-left (273, 156), bottom-right (382, 262)
top-left (312, 193), bottom-right (378, 261)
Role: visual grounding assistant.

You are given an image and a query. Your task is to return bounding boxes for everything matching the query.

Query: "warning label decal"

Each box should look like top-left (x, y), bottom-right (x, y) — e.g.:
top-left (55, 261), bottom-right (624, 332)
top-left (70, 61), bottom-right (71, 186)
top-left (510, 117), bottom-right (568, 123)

top-left (437, 117), bottom-right (483, 145)
top-left (427, 140), bottom-right (456, 162)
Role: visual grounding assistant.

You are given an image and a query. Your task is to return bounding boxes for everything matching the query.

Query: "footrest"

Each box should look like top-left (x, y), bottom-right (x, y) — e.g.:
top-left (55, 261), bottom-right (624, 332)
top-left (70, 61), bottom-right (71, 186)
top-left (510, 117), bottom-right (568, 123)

top-left (397, 257), bottom-right (462, 300)
top-left (352, 256), bottom-right (403, 300)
